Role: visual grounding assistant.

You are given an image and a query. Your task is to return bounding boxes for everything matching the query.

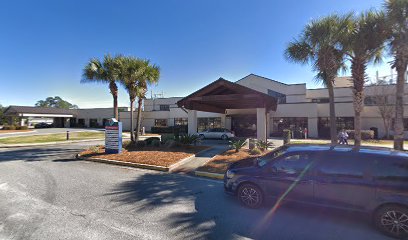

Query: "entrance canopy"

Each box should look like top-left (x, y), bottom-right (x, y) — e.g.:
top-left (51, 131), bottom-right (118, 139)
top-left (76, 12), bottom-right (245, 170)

top-left (4, 106), bottom-right (76, 118)
top-left (177, 78), bottom-right (277, 113)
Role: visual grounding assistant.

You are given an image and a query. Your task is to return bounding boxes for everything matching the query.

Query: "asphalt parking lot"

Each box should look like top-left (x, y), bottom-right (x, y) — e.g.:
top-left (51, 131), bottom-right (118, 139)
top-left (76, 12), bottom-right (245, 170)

top-left (0, 142), bottom-right (392, 240)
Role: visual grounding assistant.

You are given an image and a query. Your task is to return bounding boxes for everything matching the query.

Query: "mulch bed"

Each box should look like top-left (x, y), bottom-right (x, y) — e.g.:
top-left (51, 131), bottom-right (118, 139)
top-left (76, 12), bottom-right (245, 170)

top-left (196, 149), bottom-right (269, 174)
top-left (80, 145), bottom-right (209, 167)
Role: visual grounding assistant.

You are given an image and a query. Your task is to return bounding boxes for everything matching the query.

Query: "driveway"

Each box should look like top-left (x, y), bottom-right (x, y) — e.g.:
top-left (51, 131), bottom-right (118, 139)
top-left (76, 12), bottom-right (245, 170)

top-left (0, 128), bottom-right (104, 138)
top-left (0, 143), bottom-right (391, 240)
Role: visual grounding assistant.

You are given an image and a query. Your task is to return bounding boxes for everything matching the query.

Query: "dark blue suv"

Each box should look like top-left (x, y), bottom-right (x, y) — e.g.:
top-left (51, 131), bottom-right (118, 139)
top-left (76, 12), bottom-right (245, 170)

top-left (224, 144), bottom-right (408, 239)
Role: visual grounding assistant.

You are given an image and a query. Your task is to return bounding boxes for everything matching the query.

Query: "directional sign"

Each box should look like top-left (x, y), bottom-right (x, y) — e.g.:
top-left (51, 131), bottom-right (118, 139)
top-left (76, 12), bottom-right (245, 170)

top-left (105, 121), bottom-right (122, 154)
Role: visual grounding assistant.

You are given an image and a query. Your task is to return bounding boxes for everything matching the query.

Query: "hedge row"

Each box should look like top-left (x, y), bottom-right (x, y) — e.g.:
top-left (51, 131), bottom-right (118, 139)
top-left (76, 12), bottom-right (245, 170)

top-left (150, 126), bottom-right (187, 134)
top-left (345, 130), bottom-right (374, 140)
top-left (2, 125), bottom-right (29, 130)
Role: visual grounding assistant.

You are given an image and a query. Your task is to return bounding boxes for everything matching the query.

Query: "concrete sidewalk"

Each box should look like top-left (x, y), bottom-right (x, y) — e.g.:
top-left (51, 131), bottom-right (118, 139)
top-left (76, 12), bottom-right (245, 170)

top-left (171, 145), bottom-right (229, 173)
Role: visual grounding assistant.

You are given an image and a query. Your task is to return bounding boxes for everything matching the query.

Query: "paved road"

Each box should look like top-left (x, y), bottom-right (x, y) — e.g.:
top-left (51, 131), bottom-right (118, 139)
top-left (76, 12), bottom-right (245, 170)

top-left (0, 128), bottom-right (104, 138)
top-left (0, 143), bottom-right (391, 240)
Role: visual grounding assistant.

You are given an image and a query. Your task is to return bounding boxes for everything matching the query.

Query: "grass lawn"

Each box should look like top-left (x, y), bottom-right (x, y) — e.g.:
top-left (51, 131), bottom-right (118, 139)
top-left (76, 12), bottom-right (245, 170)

top-left (0, 131), bottom-right (105, 144)
top-left (196, 149), bottom-right (269, 174)
top-left (80, 145), bottom-right (209, 167)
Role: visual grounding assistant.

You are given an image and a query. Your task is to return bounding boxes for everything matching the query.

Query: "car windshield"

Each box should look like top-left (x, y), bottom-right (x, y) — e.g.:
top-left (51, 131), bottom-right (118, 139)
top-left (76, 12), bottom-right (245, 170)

top-left (257, 145), bottom-right (288, 167)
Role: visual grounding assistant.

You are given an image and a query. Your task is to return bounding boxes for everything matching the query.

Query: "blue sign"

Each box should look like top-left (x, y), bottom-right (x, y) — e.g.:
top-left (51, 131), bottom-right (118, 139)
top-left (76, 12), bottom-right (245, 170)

top-left (105, 121), bottom-right (122, 154)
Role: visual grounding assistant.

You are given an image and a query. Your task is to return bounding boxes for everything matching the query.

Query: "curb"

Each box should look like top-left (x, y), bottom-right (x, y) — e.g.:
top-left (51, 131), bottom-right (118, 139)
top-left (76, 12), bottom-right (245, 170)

top-left (80, 156), bottom-right (170, 172)
top-left (194, 171), bottom-right (224, 180)
top-left (0, 138), bottom-right (105, 148)
top-left (0, 130), bottom-right (36, 136)
top-left (77, 146), bottom-right (214, 172)
top-left (168, 146), bottom-right (215, 172)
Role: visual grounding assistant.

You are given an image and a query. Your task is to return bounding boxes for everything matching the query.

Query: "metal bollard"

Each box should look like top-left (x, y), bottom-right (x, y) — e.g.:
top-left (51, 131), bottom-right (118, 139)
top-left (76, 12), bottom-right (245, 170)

top-left (66, 131), bottom-right (70, 140)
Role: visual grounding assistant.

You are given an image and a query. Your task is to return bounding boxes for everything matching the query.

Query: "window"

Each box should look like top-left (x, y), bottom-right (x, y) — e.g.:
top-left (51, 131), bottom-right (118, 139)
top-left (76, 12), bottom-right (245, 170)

top-left (197, 117), bottom-right (221, 132)
top-left (271, 153), bottom-right (312, 176)
top-left (318, 117), bottom-right (354, 138)
top-left (315, 153), bottom-right (369, 179)
top-left (174, 118), bottom-right (188, 126)
top-left (373, 158), bottom-right (408, 182)
top-left (268, 89), bottom-right (286, 104)
top-left (272, 117), bottom-right (308, 138)
top-left (78, 119), bottom-right (85, 127)
top-left (154, 119), bottom-right (167, 127)
top-left (89, 119), bottom-right (98, 128)
top-left (159, 105), bottom-right (170, 111)
top-left (311, 98), bottom-right (329, 103)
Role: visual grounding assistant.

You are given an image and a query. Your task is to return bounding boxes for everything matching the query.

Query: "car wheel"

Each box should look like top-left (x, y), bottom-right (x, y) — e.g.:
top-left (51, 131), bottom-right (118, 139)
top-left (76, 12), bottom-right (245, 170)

top-left (374, 204), bottom-right (408, 239)
top-left (199, 134), bottom-right (205, 140)
top-left (221, 134), bottom-right (228, 140)
top-left (237, 183), bottom-right (263, 209)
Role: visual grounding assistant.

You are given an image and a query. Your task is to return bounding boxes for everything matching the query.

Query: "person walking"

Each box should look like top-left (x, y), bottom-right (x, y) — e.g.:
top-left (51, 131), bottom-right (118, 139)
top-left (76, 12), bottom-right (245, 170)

top-left (338, 129), bottom-right (349, 145)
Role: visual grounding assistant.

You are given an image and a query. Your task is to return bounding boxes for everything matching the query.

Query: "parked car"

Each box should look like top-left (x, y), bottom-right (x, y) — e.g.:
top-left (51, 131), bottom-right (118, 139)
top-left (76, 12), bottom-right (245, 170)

top-left (34, 122), bottom-right (54, 128)
top-left (224, 144), bottom-right (408, 239)
top-left (197, 128), bottom-right (235, 140)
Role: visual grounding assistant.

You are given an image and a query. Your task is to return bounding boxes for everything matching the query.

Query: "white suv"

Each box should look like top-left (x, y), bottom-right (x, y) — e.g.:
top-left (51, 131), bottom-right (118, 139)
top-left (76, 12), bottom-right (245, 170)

top-left (197, 128), bottom-right (235, 140)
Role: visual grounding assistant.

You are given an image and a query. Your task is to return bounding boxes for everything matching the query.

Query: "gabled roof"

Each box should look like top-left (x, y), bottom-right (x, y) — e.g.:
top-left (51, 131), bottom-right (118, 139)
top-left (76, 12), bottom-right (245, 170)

top-left (4, 106), bottom-right (77, 116)
top-left (177, 78), bottom-right (277, 113)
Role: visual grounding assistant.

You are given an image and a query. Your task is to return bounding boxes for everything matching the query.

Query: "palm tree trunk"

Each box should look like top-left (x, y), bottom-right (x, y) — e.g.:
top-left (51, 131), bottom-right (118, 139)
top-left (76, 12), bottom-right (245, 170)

top-left (130, 100), bottom-right (135, 142)
top-left (109, 81), bottom-right (119, 120)
top-left (393, 62), bottom-right (407, 150)
top-left (354, 111), bottom-right (362, 145)
top-left (113, 96), bottom-right (119, 120)
top-left (327, 80), bottom-right (337, 144)
top-left (135, 97), bottom-right (143, 141)
top-left (351, 59), bottom-right (365, 147)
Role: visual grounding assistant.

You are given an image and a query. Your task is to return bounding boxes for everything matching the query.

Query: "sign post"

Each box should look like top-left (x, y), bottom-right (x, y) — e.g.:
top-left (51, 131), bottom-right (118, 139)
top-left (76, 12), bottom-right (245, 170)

top-left (105, 118), bottom-right (122, 154)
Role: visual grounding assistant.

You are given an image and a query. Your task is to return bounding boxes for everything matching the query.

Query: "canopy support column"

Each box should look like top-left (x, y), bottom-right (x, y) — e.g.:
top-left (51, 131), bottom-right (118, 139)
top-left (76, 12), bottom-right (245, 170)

top-left (257, 108), bottom-right (267, 141)
top-left (188, 110), bottom-right (197, 135)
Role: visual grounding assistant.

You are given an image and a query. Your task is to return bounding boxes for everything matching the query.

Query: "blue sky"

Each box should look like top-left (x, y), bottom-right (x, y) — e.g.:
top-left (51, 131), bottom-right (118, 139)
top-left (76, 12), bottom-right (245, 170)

top-left (0, 0), bottom-right (393, 108)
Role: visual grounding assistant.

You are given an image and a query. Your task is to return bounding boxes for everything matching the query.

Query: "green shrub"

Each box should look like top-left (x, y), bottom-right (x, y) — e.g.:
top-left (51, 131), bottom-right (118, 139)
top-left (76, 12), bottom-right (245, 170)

top-left (151, 139), bottom-right (161, 147)
top-left (136, 140), bottom-right (146, 148)
top-left (178, 134), bottom-right (200, 145)
top-left (122, 140), bottom-right (132, 149)
top-left (345, 130), bottom-right (374, 140)
top-left (151, 126), bottom-right (188, 134)
top-left (283, 129), bottom-right (291, 144)
top-left (229, 139), bottom-right (246, 152)
top-left (16, 126), bottom-right (29, 130)
top-left (164, 140), bottom-right (181, 148)
top-left (256, 140), bottom-right (274, 152)
top-left (88, 145), bottom-right (101, 154)
top-left (160, 133), bottom-right (175, 143)
top-left (144, 137), bottom-right (161, 145)
top-left (3, 125), bottom-right (17, 130)
top-left (248, 138), bottom-right (256, 150)
top-left (249, 148), bottom-right (262, 155)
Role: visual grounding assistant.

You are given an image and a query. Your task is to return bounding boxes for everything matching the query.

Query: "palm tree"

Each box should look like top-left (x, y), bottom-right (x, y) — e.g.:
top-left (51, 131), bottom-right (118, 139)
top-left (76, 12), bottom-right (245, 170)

top-left (385, 0), bottom-right (408, 150)
top-left (82, 54), bottom-right (120, 120)
top-left (285, 15), bottom-right (351, 144)
top-left (341, 11), bottom-right (388, 146)
top-left (135, 61), bottom-right (160, 141)
top-left (116, 56), bottom-right (146, 142)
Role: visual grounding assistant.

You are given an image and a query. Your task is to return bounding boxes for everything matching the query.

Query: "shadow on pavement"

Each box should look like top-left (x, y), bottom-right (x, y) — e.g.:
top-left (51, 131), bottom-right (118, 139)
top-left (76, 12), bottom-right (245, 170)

top-left (0, 146), bottom-right (84, 162)
top-left (106, 173), bottom-right (384, 240)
